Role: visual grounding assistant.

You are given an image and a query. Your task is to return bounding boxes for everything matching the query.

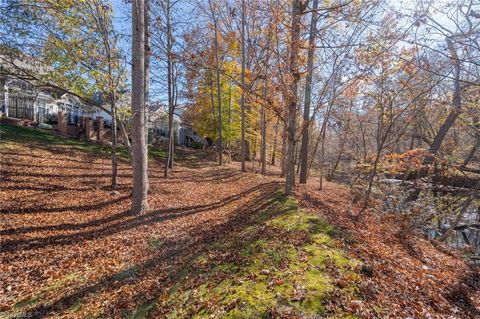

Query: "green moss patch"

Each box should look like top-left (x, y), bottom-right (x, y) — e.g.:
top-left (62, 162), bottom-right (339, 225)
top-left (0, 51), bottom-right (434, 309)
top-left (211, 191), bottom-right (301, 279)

top-left (1, 272), bottom-right (81, 319)
top-left (148, 195), bottom-right (360, 318)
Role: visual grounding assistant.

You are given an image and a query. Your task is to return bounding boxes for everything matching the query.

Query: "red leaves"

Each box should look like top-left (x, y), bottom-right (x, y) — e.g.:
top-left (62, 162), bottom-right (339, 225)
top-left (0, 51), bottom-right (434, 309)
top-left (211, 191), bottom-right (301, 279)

top-left (297, 181), bottom-right (480, 318)
top-left (0, 140), bottom-right (282, 318)
top-left (2, 132), bottom-right (479, 318)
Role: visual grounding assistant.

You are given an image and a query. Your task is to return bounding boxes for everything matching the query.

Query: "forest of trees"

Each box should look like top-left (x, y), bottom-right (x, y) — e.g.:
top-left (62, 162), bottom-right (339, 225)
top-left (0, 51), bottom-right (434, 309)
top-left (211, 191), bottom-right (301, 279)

top-left (1, 0), bottom-right (479, 235)
top-left (0, 0), bottom-right (479, 317)
top-left (1, 0), bottom-right (479, 237)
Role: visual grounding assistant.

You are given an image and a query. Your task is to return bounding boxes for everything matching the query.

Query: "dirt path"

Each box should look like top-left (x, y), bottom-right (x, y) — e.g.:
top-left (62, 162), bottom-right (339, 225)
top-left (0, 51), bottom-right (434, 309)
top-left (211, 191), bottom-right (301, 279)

top-left (0, 139), bottom-right (281, 318)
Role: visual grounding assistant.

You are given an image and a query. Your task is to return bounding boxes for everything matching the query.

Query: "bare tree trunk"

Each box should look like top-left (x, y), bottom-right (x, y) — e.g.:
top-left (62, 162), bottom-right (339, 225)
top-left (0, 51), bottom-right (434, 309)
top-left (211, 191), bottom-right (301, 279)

top-left (131, 0), bottom-right (149, 214)
top-left (168, 134), bottom-right (174, 168)
top-left (463, 134), bottom-right (479, 167)
top-left (317, 88), bottom-right (337, 189)
top-left (299, 0), bottom-right (318, 184)
top-left (427, 38), bottom-right (462, 164)
top-left (144, 0), bottom-right (151, 193)
top-left (317, 109), bottom-right (330, 190)
top-left (280, 126), bottom-right (287, 177)
top-left (245, 139), bottom-right (251, 161)
top-left (358, 115), bottom-right (368, 162)
top-left (227, 80), bottom-right (232, 162)
top-left (209, 0), bottom-right (223, 166)
top-left (404, 37), bottom-right (462, 204)
top-left (363, 148), bottom-right (382, 209)
top-left (209, 73), bottom-right (216, 125)
top-left (165, 113), bottom-right (174, 176)
top-left (260, 91), bottom-right (267, 175)
top-left (307, 132), bottom-right (321, 175)
top-left (409, 117), bottom-right (418, 150)
top-left (319, 128), bottom-right (326, 190)
top-left (164, 0), bottom-right (175, 178)
top-left (111, 96), bottom-right (118, 190)
top-left (285, 0), bottom-right (304, 195)
top-left (327, 136), bottom-right (345, 180)
top-left (428, 108), bottom-right (461, 159)
top-left (100, 12), bottom-right (119, 191)
top-left (240, 0), bottom-right (247, 172)
top-left (296, 142), bottom-right (301, 174)
top-left (118, 117), bottom-right (132, 159)
top-left (144, 0), bottom-right (151, 145)
top-left (171, 64), bottom-right (178, 167)
top-left (271, 116), bottom-right (279, 165)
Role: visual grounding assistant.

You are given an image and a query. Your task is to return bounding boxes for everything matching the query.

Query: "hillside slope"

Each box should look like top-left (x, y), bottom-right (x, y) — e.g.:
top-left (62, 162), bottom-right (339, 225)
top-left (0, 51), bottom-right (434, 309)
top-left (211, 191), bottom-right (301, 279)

top-left (1, 125), bottom-right (478, 318)
top-left (297, 183), bottom-right (480, 318)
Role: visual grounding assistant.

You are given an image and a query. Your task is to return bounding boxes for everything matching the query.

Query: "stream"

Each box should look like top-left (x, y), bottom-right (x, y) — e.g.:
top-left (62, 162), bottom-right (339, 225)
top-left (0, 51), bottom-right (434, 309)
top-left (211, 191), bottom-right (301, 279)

top-left (426, 200), bottom-right (479, 260)
top-left (379, 179), bottom-right (480, 265)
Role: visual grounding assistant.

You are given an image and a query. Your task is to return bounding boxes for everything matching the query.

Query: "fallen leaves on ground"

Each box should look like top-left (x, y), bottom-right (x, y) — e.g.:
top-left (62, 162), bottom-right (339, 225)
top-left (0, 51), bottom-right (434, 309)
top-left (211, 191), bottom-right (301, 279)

top-left (296, 181), bottom-right (480, 318)
top-left (1, 126), bottom-right (479, 318)
top-left (0, 129), bottom-right (281, 318)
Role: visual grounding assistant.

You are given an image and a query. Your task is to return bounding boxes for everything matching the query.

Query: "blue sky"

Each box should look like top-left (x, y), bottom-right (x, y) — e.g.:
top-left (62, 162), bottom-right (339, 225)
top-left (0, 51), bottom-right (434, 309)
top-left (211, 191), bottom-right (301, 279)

top-left (112, 0), bottom-right (131, 46)
top-left (109, 0), bottom-right (199, 105)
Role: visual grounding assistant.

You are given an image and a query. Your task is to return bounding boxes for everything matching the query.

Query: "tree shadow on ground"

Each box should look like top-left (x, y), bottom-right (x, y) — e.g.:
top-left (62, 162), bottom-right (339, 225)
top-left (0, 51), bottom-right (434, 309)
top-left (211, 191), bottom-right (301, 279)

top-left (299, 187), bottom-right (480, 318)
top-left (18, 181), bottom-right (284, 318)
top-left (1, 161), bottom-right (132, 173)
top-left (444, 268), bottom-right (480, 317)
top-left (151, 166), bottom-right (244, 184)
top-left (1, 193), bottom-right (130, 215)
top-left (1, 182), bottom-right (281, 253)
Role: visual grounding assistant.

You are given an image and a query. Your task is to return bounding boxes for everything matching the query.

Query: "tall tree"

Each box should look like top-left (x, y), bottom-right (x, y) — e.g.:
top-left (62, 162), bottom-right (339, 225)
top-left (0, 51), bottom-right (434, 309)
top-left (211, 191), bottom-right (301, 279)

top-left (240, 0), bottom-right (247, 172)
top-left (285, 0), bottom-right (307, 195)
top-left (161, 0), bottom-right (177, 177)
top-left (299, 0), bottom-right (319, 184)
top-left (208, 0), bottom-right (223, 166)
top-left (131, 0), bottom-right (149, 214)
top-left (91, 2), bottom-right (125, 190)
top-left (260, 85), bottom-right (267, 175)
top-left (144, 0), bottom-right (151, 194)
top-left (425, 38), bottom-right (462, 161)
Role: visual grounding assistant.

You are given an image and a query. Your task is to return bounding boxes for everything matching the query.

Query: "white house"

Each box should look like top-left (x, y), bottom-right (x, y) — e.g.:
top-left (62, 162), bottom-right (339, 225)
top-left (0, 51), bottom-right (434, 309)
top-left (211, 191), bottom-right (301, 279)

top-left (0, 69), bottom-right (204, 148)
top-left (0, 75), bottom-right (112, 125)
top-left (148, 102), bottom-right (204, 147)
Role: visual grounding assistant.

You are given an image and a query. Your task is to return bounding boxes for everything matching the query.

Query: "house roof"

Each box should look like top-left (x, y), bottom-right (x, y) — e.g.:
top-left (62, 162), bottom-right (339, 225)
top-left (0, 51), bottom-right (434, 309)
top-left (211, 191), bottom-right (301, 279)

top-left (0, 53), bottom-right (53, 78)
top-left (149, 105), bottom-right (183, 125)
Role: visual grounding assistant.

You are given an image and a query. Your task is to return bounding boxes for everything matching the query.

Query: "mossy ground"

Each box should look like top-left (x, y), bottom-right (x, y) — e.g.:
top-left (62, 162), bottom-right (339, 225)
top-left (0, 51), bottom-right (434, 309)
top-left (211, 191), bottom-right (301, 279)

top-left (131, 195), bottom-right (361, 318)
top-left (1, 272), bottom-right (81, 319)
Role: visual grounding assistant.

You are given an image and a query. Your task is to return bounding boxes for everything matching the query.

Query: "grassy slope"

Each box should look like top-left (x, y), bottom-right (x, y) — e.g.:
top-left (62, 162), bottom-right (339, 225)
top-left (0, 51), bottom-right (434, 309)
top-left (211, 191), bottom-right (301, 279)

top-left (0, 124), bottom-right (166, 160)
top-left (1, 124), bottom-right (361, 319)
